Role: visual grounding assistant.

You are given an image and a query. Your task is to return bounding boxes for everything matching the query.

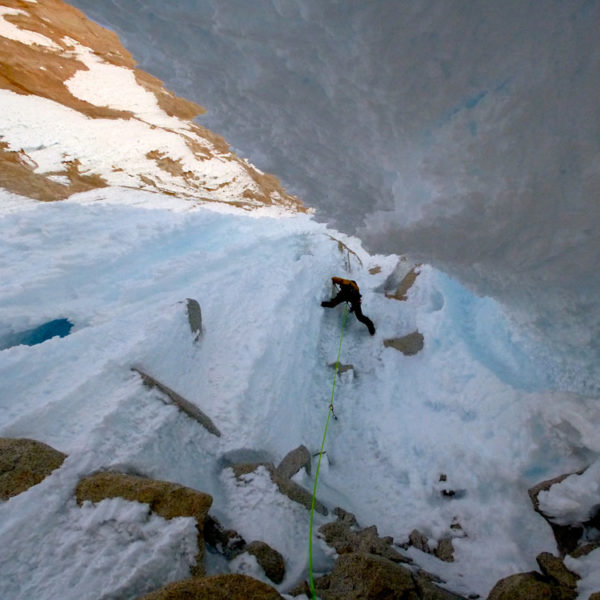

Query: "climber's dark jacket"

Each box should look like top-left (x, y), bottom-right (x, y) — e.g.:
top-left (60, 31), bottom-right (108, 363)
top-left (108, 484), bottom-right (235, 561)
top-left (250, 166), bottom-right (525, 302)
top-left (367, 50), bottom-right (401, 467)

top-left (321, 277), bottom-right (376, 335)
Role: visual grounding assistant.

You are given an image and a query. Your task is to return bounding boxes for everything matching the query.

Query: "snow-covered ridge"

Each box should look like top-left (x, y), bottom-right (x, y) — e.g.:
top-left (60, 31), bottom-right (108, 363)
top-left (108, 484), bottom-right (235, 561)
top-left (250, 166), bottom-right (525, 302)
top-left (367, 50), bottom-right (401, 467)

top-left (0, 0), bottom-right (304, 212)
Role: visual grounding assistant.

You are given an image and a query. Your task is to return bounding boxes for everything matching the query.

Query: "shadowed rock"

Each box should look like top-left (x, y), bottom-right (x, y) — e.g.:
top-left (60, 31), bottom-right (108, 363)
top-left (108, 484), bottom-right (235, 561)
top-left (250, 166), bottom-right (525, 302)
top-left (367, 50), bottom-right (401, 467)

top-left (528, 471), bottom-right (585, 556)
top-left (487, 571), bottom-right (563, 600)
top-left (486, 552), bottom-right (580, 600)
top-left (313, 552), bottom-right (465, 600)
top-left (384, 331), bottom-right (424, 356)
top-left (204, 514), bottom-right (246, 560)
top-left (132, 367), bottom-right (221, 437)
top-left (536, 552), bottom-right (579, 590)
top-left (276, 444), bottom-right (311, 478)
top-left (0, 437), bottom-right (66, 500)
top-left (319, 509), bottom-right (411, 564)
top-left (407, 529), bottom-right (455, 563)
top-left (138, 573), bottom-right (284, 599)
top-left (245, 541), bottom-right (286, 584)
top-left (76, 471), bottom-right (212, 575)
top-left (185, 298), bottom-right (203, 341)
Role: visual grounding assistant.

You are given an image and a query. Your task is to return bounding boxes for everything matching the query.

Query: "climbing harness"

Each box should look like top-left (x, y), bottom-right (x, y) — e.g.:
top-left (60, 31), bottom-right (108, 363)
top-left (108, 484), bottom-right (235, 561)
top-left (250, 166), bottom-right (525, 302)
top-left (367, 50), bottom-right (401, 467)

top-left (308, 303), bottom-right (349, 599)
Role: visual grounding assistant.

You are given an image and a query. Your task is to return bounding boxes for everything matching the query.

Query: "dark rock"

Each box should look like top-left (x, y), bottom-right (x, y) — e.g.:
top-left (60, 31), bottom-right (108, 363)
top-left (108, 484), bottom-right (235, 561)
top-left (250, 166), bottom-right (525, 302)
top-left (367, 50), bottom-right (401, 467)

top-left (204, 514), bottom-right (246, 559)
top-left (185, 298), bottom-right (203, 340)
top-left (132, 367), bottom-right (221, 437)
top-left (528, 472), bottom-right (586, 556)
top-left (0, 437), bottom-right (66, 500)
top-left (333, 506), bottom-right (358, 526)
top-left (589, 594), bottom-right (600, 600)
top-left (245, 541), bottom-right (285, 584)
top-left (487, 572), bottom-right (556, 600)
top-left (409, 529), bottom-right (431, 553)
top-left (434, 538), bottom-right (455, 563)
top-left (288, 579), bottom-right (311, 597)
top-left (536, 552), bottom-right (579, 589)
top-left (76, 471), bottom-right (212, 575)
top-left (570, 541), bottom-right (600, 558)
top-left (313, 552), bottom-right (417, 599)
top-left (319, 511), bottom-right (411, 564)
top-left (383, 331), bottom-right (424, 356)
top-left (276, 444), bottom-right (311, 479)
top-left (138, 573), bottom-right (284, 599)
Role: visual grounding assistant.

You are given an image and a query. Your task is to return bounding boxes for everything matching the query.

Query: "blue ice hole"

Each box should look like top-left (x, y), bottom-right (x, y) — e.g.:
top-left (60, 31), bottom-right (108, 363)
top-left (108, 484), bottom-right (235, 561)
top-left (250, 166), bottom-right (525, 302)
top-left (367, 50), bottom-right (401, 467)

top-left (0, 318), bottom-right (74, 350)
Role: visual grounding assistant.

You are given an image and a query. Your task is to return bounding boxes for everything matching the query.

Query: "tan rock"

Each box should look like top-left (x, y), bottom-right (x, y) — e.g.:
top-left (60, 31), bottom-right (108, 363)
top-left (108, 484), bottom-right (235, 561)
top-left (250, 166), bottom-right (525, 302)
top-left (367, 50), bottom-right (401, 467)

top-left (384, 331), bottom-right (425, 356)
top-left (314, 552), bottom-right (417, 600)
top-left (137, 573), bottom-right (283, 600)
top-left (433, 538), bottom-right (455, 563)
top-left (536, 552), bottom-right (579, 589)
top-left (0, 437), bottom-right (66, 500)
top-left (276, 445), bottom-right (311, 479)
top-left (385, 266), bottom-right (421, 301)
top-left (487, 571), bottom-right (559, 600)
top-left (245, 541), bottom-right (285, 584)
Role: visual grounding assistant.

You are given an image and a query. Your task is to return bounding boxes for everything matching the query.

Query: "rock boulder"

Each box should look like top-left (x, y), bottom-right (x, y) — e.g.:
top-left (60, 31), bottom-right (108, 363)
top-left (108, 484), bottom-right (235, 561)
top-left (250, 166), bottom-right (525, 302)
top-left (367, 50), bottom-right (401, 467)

top-left (0, 437), bottom-right (66, 500)
top-left (138, 573), bottom-right (283, 599)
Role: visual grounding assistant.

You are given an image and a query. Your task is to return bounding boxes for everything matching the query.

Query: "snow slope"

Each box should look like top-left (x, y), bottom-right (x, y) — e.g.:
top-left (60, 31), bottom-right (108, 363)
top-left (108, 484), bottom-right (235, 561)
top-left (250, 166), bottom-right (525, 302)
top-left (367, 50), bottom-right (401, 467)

top-left (0, 2), bottom-right (599, 599)
top-left (1, 188), bottom-right (599, 599)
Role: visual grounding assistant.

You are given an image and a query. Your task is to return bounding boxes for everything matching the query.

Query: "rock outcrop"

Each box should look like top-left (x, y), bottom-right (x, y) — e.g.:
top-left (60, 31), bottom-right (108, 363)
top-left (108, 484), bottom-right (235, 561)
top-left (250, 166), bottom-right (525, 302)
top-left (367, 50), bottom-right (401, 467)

top-left (528, 469), bottom-right (600, 557)
top-left (384, 331), bottom-right (425, 356)
top-left (276, 444), bottom-right (311, 479)
top-left (291, 508), bottom-right (467, 600)
top-left (486, 551), bottom-right (580, 600)
top-left (132, 367), bottom-right (221, 437)
top-left (0, 437), bottom-right (66, 500)
top-left (319, 507), bottom-right (412, 565)
top-left (406, 528), bottom-right (456, 563)
top-left (76, 471), bottom-right (212, 575)
top-left (204, 514), bottom-right (285, 585)
top-left (229, 445), bottom-right (328, 515)
top-left (244, 541), bottom-right (286, 585)
top-left (312, 552), bottom-right (466, 600)
top-left (185, 298), bottom-right (203, 341)
top-left (137, 573), bottom-right (283, 600)
top-left (204, 514), bottom-right (247, 560)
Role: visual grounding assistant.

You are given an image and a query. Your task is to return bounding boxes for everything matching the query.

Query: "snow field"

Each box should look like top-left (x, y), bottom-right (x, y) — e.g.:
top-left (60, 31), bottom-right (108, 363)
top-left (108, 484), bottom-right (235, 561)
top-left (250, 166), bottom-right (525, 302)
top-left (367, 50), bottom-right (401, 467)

top-left (1, 188), bottom-right (599, 598)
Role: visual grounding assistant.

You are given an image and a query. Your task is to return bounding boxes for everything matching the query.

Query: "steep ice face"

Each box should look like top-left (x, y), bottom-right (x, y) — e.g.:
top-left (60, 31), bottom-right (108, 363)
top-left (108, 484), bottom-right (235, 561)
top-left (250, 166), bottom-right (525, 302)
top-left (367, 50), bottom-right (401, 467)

top-left (1, 189), bottom-right (599, 598)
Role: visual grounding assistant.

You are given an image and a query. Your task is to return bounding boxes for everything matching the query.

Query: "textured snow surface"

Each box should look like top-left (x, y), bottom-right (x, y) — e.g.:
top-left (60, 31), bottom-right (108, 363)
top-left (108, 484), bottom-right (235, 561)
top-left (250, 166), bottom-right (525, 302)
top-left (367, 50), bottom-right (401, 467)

top-left (1, 188), bottom-right (599, 599)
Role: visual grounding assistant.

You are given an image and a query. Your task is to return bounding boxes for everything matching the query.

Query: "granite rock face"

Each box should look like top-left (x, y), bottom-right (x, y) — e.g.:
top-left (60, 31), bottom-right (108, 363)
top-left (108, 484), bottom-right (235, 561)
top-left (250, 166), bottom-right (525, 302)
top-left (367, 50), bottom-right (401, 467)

top-left (137, 573), bottom-right (284, 600)
top-left (0, 437), bottom-right (66, 500)
top-left (383, 331), bottom-right (424, 356)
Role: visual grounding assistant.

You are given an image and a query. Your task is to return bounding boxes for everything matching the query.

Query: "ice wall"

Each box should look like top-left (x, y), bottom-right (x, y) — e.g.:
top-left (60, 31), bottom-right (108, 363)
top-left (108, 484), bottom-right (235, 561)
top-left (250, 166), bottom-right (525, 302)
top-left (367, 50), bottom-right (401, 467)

top-left (68, 0), bottom-right (600, 391)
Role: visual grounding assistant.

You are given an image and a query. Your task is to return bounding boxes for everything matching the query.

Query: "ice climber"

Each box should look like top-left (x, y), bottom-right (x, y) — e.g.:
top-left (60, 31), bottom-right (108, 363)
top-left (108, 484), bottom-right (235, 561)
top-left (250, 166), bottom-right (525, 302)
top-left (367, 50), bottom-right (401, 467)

top-left (321, 277), bottom-right (376, 335)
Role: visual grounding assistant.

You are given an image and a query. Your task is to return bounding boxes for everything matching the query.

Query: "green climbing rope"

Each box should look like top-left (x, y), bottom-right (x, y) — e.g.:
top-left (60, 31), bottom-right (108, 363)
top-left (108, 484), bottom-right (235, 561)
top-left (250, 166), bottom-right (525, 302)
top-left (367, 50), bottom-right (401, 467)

top-left (308, 303), bottom-right (349, 599)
